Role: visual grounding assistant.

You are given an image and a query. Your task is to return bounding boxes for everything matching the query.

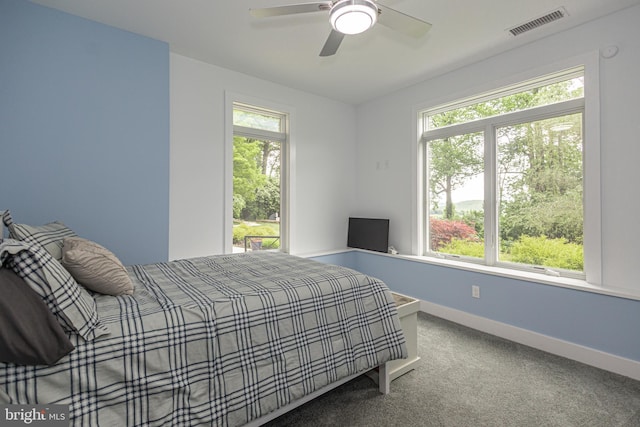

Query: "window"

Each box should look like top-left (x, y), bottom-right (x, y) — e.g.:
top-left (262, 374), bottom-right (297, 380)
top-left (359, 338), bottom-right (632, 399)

top-left (419, 67), bottom-right (589, 279)
top-left (232, 103), bottom-right (288, 253)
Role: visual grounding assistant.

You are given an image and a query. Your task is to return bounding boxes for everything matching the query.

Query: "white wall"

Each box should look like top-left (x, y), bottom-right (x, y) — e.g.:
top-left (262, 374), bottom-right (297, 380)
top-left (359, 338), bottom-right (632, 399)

top-left (169, 54), bottom-right (358, 260)
top-left (355, 5), bottom-right (640, 293)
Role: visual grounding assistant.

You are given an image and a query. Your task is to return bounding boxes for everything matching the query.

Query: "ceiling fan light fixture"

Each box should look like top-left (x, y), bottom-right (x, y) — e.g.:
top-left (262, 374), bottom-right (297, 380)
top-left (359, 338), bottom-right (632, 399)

top-left (330, 0), bottom-right (378, 35)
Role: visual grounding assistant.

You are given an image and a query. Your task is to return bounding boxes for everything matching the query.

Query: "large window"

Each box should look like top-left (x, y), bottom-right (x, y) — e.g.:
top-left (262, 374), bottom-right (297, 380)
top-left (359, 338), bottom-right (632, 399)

top-left (420, 67), bottom-right (588, 279)
top-left (232, 103), bottom-right (288, 253)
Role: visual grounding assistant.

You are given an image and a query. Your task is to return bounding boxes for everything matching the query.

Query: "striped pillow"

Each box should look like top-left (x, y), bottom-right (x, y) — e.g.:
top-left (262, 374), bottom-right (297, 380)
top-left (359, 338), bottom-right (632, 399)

top-left (0, 239), bottom-right (109, 341)
top-left (2, 211), bottom-right (76, 261)
top-left (61, 237), bottom-right (134, 296)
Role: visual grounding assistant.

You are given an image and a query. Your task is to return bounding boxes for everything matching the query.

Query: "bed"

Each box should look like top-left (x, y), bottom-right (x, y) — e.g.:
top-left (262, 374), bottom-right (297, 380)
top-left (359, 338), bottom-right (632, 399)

top-left (0, 212), bottom-right (407, 426)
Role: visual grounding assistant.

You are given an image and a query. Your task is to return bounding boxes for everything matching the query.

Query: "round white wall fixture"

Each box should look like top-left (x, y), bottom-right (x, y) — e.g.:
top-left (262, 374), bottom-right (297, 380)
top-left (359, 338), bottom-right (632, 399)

top-left (601, 45), bottom-right (619, 59)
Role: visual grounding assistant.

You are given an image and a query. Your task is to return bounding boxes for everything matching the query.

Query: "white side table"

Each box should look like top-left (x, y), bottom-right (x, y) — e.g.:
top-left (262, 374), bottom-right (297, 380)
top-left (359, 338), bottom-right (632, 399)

top-left (368, 291), bottom-right (421, 388)
top-left (387, 292), bottom-right (421, 381)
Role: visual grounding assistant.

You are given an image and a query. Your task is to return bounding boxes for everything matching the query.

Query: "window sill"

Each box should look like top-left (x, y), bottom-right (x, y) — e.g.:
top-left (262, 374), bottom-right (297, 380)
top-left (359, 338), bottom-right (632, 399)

top-left (303, 248), bottom-right (640, 301)
top-left (393, 252), bottom-right (640, 301)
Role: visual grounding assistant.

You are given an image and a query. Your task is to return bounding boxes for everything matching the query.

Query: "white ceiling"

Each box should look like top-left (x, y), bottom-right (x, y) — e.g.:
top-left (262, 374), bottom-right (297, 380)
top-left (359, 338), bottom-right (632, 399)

top-left (30, 0), bottom-right (640, 104)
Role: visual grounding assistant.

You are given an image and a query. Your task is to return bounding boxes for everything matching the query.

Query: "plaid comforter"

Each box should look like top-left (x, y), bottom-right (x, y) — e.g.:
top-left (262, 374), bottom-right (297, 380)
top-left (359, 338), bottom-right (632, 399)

top-left (1, 252), bottom-right (407, 426)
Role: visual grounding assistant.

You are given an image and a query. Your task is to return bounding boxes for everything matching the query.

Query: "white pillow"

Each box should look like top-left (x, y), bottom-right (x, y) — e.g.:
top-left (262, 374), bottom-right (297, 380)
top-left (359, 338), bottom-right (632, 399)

top-left (61, 237), bottom-right (134, 296)
top-left (3, 210), bottom-right (77, 261)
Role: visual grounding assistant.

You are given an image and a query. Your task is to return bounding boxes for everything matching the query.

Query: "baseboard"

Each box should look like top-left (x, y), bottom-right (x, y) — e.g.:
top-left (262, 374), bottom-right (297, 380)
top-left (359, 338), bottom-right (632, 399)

top-left (420, 300), bottom-right (640, 381)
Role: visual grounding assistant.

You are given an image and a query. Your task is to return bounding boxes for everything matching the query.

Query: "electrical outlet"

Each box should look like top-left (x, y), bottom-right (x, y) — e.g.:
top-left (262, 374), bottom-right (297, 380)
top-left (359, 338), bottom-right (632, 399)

top-left (472, 285), bottom-right (480, 298)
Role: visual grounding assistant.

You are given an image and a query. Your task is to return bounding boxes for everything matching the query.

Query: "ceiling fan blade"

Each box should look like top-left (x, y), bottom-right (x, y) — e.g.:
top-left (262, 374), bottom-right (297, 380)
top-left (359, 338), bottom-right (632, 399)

top-left (377, 4), bottom-right (432, 38)
top-left (319, 30), bottom-right (345, 57)
top-left (250, 2), bottom-right (332, 18)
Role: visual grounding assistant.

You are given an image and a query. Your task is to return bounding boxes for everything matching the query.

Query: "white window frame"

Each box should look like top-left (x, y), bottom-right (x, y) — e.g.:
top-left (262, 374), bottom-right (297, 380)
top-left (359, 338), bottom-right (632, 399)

top-left (224, 93), bottom-right (294, 254)
top-left (412, 53), bottom-right (601, 287)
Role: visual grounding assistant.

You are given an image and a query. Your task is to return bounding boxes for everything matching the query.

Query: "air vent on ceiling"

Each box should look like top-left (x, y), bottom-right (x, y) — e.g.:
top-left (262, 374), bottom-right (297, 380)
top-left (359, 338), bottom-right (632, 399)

top-left (508, 7), bottom-right (567, 36)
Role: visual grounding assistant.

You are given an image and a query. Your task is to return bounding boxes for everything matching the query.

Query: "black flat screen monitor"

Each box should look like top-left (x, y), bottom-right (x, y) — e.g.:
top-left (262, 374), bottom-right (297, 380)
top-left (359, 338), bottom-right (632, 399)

top-left (347, 217), bottom-right (389, 253)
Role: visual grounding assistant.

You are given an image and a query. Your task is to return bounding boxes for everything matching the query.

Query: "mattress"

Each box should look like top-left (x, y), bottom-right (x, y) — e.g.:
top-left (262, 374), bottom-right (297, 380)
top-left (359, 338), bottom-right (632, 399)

top-left (1, 251), bottom-right (407, 426)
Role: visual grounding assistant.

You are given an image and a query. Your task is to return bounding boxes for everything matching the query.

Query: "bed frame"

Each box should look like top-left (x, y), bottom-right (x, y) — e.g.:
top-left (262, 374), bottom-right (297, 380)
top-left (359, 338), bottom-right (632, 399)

top-left (245, 363), bottom-right (390, 426)
top-left (0, 219), bottom-right (405, 426)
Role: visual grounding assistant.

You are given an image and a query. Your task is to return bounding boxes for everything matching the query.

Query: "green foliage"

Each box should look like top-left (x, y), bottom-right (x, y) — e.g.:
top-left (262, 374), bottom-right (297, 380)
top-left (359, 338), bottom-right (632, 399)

top-left (439, 238), bottom-right (484, 258)
top-left (233, 136), bottom-right (281, 221)
top-left (429, 133), bottom-right (483, 219)
top-left (242, 178), bottom-right (280, 221)
top-left (505, 235), bottom-right (583, 271)
top-left (257, 237), bottom-right (280, 250)
top-left (498, 114), bottom-right (583, 200)
top-left (437, 234), bottom-right (583, 271)
top-left (233, 109), bottom-right (281, 132)
top-left (500, 190), bottom-right (583, 244)
top-left (460, 209), bottom-right (484, 236)
top-left (428, 78), bottom-right (583, 128)
top-left (233, 194), bottom-right (246, 219)
top-left (232, 222), bottom-right (280, 248)
top-left (233, 137), bottom-right (266, 206)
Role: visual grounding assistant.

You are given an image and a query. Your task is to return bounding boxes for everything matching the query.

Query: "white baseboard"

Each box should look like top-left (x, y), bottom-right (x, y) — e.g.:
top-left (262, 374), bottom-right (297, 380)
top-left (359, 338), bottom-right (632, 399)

top-left (420, 300), bottom-right (640, 381)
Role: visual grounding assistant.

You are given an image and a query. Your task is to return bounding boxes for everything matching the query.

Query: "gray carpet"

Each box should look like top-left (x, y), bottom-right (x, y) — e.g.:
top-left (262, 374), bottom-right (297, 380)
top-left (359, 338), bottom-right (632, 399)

top-left (263, 312), bottom-right (640, 427)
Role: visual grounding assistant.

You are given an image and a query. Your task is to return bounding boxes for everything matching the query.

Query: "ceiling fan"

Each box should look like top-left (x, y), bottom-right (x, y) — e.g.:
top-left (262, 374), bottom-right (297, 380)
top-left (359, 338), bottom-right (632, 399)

top-left (249, 0), bottom-right (432, 57)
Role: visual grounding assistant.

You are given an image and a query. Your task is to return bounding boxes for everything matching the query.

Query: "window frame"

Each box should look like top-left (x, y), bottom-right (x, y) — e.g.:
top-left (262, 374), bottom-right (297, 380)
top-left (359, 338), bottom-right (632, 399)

top-left (413, 54), bottom-right (601, 287)
top-left (422, 99), bottom-right (585, 277)
top-left (224, 94), bottom-right (293, 254)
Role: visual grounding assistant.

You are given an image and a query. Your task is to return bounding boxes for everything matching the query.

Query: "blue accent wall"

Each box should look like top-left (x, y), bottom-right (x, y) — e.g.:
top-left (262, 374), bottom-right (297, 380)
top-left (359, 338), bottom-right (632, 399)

top-left (312, 250), bottom-right (640, 363)
top-left (0, 0), bottom-right (170, 264)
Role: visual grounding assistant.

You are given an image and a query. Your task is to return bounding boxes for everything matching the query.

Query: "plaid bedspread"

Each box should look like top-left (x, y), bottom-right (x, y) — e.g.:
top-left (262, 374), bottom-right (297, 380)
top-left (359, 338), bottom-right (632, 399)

top-left (1, 252), bottom-right (407, 426)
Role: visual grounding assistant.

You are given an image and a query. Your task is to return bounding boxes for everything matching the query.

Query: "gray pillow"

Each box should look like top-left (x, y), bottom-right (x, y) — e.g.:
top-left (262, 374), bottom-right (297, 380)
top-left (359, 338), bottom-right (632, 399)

top-left (0, 239), bottom-right (110, 341)
top-left (61, 237), bottom-right (134, 296)
top-left (0, 267), bottom-right (74, 365)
